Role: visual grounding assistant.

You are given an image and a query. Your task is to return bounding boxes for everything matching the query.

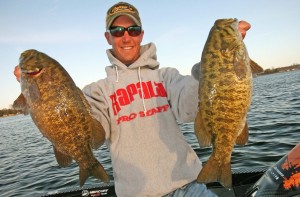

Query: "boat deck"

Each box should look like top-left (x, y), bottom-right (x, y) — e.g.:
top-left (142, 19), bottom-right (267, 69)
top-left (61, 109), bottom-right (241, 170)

top-left (41, 168), bottom-right (267, 197)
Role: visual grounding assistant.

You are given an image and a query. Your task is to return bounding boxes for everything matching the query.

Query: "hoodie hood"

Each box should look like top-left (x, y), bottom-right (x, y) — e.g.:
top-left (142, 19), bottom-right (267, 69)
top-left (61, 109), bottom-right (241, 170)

top-left (105, 42), bottom-right (159, 76)
top-left (104, 42), bottom-right (160, 113)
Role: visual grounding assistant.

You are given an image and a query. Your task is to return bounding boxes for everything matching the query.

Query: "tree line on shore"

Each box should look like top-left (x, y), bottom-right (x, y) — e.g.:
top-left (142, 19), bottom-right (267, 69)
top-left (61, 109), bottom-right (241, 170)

top-left (0, 108), bottom-right (23, 117)
top-left (259, 63), bottom-right (300, 75)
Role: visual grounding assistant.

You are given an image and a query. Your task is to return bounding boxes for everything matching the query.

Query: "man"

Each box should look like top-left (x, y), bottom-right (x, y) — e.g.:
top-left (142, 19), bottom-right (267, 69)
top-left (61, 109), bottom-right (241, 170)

top-left (14, 2), bottom-right (251, 196)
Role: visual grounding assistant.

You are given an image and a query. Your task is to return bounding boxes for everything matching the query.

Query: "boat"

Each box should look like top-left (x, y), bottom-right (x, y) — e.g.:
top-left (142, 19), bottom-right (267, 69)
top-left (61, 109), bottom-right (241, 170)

top-left (40, 143), bottom-right (300, 197)
top-left (40, 168), bottom-right (267, 197)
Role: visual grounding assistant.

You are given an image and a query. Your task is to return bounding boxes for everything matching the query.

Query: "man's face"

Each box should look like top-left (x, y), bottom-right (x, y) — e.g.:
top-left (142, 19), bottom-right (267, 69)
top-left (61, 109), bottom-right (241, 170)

top-left (105, 15), bottom-right (144, 66)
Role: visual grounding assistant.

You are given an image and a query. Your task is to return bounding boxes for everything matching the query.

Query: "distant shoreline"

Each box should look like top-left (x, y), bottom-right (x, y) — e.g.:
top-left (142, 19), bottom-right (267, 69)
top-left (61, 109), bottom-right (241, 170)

top-left (2, 64), bottom-right (299, 112)
top-left (0, 110), bottom-right (22, 118)
top-left (258, 64), bottom-right (300, 76)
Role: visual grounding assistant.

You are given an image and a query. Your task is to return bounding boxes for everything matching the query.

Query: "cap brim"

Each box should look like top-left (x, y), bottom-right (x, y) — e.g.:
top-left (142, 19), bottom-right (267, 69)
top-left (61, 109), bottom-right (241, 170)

top-left (106, 13), bottom-right (141, 30)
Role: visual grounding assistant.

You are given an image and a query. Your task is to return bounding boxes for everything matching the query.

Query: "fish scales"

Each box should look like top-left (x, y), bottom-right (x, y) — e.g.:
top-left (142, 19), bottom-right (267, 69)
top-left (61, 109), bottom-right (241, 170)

top-left (195, 18), bottom-right (253, 188)
top-left (13, 49), bottom-right (109, 186)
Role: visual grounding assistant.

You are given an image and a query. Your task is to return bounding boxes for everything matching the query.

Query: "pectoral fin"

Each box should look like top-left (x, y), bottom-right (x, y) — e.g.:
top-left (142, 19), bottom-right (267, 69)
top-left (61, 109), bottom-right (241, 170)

top-left (77, 87), bottom-right (106, 149)
top-left (194, 112), bottom-right (212, 147)
top-left (53, 146), bottom-right (72, 167)
top-left (90, 118), bottom-right (106, 149)
top-left (233, 50), bottom-right (248, 79)
top-left (235, 122), bottom-right (249, 145)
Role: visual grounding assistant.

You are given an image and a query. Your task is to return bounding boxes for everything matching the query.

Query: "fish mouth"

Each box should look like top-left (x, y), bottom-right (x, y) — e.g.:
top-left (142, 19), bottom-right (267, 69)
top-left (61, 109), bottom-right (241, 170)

top-left (22, 68), bottom-right (43, 76)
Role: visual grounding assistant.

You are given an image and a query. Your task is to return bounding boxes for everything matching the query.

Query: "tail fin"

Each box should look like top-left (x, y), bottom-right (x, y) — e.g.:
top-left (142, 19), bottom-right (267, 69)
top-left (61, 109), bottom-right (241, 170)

top-left (79, 161), bottom-right (110, 187)
top-left (197, 156), bottom-right (232, 188)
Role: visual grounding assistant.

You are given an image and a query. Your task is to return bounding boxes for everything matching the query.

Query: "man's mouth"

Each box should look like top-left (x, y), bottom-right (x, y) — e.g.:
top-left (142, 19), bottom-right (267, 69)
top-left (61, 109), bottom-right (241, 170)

top-left (122, 46), bottom-right (133, 50)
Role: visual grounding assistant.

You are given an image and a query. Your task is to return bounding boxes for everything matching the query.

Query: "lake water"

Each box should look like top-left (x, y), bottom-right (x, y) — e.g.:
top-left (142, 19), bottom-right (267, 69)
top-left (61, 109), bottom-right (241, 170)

top-left (1, 70), bottom-right (300, 196)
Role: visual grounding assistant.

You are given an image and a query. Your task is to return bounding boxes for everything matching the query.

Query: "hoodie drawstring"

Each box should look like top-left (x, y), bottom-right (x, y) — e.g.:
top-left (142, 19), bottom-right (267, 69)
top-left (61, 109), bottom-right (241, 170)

top-left (114, 65), bottom-right (147, 113)
top-left (115, 65), bottom-right (119, 82)
top-left (138, 67), bottom-right (147, 113)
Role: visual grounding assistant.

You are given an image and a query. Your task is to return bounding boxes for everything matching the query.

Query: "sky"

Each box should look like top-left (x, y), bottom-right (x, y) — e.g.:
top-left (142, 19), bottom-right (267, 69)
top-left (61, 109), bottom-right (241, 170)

top-left (1, 0), bottom-right (300, 109)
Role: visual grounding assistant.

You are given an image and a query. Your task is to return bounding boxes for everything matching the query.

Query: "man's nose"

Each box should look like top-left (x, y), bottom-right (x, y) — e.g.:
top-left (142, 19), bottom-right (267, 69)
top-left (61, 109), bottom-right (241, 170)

top-left (122, 31), bottom-right (131, 42)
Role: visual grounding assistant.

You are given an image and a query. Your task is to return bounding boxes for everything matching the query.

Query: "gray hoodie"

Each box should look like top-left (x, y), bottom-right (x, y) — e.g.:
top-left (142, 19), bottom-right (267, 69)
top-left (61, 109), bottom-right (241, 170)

top-left (82, 42), bottom-right (202, 197)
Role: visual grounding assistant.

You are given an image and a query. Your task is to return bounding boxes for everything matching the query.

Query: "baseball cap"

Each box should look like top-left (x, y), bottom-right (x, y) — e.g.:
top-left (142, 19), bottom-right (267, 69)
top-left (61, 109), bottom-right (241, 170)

top-left (106, 2), bottom-right (142, 30)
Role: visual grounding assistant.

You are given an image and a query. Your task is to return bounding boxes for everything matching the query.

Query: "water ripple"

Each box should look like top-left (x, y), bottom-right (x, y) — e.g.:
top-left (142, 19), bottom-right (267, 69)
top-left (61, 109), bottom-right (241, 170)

top-left (1, 70), bottom-right (300, 196)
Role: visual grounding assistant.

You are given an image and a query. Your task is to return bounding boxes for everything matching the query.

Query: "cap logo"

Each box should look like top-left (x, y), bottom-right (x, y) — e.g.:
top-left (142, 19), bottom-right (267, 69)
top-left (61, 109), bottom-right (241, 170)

top-left (109, 5), bottom-right (135, 16)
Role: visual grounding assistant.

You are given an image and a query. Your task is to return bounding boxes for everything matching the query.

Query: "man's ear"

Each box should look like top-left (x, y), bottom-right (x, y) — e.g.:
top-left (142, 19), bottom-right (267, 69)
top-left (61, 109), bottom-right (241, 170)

top-left (139, 30), bottom-right (144, 43)
top-left (104, 32), bottom-right (112, 45)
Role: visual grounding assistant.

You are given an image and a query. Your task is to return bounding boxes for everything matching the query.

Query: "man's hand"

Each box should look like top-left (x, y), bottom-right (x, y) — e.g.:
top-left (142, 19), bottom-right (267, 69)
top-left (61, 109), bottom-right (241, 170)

top-left (14, 65), bottom-right (21, 82)
top-left (238, 20), bottom-right (251, 39)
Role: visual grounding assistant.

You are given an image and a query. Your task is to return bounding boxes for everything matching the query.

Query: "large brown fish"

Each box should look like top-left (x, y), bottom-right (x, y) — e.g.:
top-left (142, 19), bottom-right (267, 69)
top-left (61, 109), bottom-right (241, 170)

top-left (13, 49), bottom-right (109, 186)
top-left (195, 18), bottom-right (262, 188)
